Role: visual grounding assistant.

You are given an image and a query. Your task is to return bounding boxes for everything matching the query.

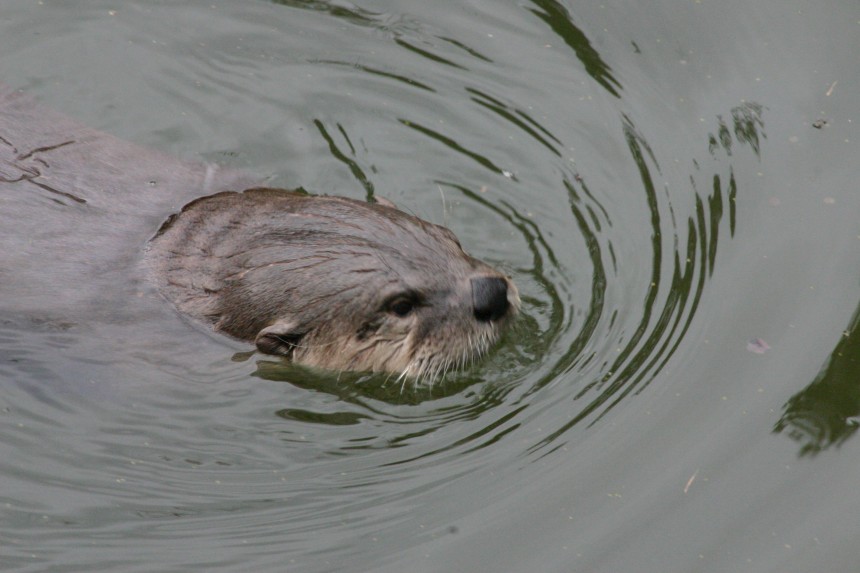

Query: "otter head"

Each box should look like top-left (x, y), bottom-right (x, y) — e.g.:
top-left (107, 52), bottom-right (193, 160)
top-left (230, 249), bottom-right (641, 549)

top-left (147, 188), bottom-right (518, 385)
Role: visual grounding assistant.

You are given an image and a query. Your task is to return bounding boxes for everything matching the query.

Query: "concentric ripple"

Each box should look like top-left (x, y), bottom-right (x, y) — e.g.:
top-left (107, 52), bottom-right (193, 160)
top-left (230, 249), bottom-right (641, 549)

top-left (0, 1), bottom-right (776, 571)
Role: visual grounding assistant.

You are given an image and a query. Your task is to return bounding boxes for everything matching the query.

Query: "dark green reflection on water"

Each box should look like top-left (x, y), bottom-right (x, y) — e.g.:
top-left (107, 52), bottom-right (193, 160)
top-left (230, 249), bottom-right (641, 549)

top-left (251, 358), bottom-right (480, 405)
top-left (277, 408), bottom-right (370, 425)
top-left (270, 0), bottom-right (379, 28)
top-left (467, 87), bottom-right (563, 157)
top-left (250, 356), bottom-right (528, 457)
top-left (572, 109), bottom-right (762, 420)
top-left (774, 304), bottom-right (860, 456)
top-left (312, 59), bottom-right (436, 92)
top-left (527, 0), bottom-right (622, 97)
top-left (274, 0), bottom-right (767, 456)
top-left (395, 38), bottom-right (467, 70)
top-left (708, 102), bottom-right (766, 158)
top-left (399, 119), bottom-right (509, 176)
top-left (438, 180), bottom-right (564, 376)
top-left (706, 103), bottom-right (757, 237)
top-left (313, 119), bottom-right (377, 201)
top-left (274, 0), bottom-right (490, 70)
top-left (542, 173), bottom-right (607, 383)
top-left (533, 107), bottom-right (764, 450)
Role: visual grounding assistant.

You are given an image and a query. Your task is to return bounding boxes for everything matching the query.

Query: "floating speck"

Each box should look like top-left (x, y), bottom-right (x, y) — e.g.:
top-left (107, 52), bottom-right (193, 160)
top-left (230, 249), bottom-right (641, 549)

top-left (747, 338), bottom-right (771, 354)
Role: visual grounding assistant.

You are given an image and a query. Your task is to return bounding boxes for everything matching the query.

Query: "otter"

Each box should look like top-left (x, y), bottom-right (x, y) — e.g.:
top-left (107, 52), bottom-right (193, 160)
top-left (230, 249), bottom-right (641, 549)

top-left (0, 85), bottom-right (517, 384)
top-left (146, 188), bottom-right (519, 384)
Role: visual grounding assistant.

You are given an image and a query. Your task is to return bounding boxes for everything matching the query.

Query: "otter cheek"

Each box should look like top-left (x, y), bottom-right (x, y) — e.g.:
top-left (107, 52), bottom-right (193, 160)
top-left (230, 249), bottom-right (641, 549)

top-left (255, 320), bottom-right (306, 358)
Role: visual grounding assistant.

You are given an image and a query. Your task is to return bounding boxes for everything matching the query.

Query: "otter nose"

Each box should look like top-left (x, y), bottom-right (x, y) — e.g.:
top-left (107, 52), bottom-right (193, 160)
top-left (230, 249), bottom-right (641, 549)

top-left (471, 276), bottom-right (510, 322)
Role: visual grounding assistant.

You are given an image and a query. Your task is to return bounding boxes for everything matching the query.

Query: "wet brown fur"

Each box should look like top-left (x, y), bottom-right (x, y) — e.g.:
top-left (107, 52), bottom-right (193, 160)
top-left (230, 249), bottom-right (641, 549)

top-left (146, 188), bottom-right (518, 384)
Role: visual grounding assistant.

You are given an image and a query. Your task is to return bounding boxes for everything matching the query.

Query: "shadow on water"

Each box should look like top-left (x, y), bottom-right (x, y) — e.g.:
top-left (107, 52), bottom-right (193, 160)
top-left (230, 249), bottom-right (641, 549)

top-left (774, 303), bottom-right (860, 456)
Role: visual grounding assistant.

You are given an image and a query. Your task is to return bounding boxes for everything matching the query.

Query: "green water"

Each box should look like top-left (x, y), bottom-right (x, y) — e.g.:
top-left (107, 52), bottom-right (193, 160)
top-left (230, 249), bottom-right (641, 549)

top-left (1, 1), bottom-right (858, 571)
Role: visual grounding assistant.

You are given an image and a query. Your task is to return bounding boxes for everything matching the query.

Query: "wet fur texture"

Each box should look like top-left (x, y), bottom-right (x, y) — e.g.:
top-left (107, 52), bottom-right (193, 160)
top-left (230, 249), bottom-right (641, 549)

top-left (146, 188), bottom-right (518, 385)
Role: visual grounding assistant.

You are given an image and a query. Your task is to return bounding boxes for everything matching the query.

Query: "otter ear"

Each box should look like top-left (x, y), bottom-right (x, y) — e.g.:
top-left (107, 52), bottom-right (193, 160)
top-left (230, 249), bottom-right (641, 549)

top-left (255, 320), bottom-right (305, 358)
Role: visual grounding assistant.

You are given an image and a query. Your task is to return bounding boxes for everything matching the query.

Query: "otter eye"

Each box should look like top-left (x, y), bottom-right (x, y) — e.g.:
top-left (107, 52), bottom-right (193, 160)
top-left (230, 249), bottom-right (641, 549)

top-left (389, 298), bottom-right (415, 317)
top-left (382, 292), bottom-right (421, 318)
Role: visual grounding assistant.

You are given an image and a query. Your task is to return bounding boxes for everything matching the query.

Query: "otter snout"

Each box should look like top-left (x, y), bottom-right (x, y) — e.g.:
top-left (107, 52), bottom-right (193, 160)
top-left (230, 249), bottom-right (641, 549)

top-left (471, 276), bottom-right (511, 322)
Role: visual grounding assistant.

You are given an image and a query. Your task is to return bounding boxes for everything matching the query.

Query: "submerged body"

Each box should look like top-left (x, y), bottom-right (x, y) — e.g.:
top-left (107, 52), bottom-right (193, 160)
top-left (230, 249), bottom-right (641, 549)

top-left (0, 85), bottom-right (259, 326)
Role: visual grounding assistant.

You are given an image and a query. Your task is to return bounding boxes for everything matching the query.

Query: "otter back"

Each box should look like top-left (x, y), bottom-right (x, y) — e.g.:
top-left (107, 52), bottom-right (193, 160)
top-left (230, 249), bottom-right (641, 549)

top-left (0, 85), bottom-right (260, 323)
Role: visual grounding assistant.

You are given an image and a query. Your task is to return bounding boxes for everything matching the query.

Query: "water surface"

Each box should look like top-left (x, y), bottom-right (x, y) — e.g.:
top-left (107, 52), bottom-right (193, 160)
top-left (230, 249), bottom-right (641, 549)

top-left (1, 0), bottom-right (858, 571)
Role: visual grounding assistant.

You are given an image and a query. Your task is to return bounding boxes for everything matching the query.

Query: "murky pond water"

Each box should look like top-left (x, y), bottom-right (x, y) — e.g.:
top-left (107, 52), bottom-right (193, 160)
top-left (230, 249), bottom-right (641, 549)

top-left (1, 0), bottom-right (859, 571)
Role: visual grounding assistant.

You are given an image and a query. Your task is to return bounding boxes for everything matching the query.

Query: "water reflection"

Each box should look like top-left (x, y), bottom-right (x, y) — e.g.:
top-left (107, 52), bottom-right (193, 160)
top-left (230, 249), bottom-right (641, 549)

top-left (466, 87), bottom-right (563, 157)
top-left (311, 60), bottom-right (436, 92)
top-left (284, 98), bottom-right (766, 458)
top-left (709, 102), bottom-right (766, 158)
top-left (313, 119), bottom-right (376, 200)
top-left (277, 0), bottom-right (769, 454)
top-left (270, 0), bottom-right (380, 28)
top-left (527, 0), bottom-right (622, 97)
top-left (275, 0), bottom-right (491, 70)
top-left (774, 304), bottom-right (860, 456)
top-left (271, 0), bottom-right (769, 455)
top-left (7, 1), bottom-right (858, 570)
top-left (524, 102), bottom-right (765, 454)
top-left (251, 357), bottom-right (483, 405)
top-left (399, 119), bottom-right (511, 176)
